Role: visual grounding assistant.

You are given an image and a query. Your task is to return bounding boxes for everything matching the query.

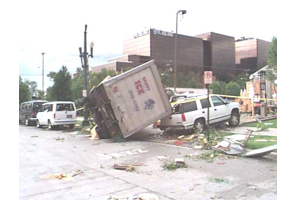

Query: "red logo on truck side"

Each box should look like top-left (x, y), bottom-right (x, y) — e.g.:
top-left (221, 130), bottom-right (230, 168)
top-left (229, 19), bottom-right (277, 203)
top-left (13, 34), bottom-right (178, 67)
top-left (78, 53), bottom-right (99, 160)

top-left (135, 80), bottom-right (145, 95)
top-left (142, 77), bottom-right (150, 91)
top-left (135, 77), bottom-right (150, 95)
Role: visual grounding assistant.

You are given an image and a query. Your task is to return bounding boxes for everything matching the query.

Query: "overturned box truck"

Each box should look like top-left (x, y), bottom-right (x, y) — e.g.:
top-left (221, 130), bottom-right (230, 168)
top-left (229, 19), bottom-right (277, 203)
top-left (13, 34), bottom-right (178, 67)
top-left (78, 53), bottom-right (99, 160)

top-left (85, 60), bottom-right (172, 139)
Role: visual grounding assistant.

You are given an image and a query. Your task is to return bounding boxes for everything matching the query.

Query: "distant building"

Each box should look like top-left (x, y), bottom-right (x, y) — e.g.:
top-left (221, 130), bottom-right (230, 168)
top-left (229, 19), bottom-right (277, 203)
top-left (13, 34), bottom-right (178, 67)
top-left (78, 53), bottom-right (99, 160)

top-left (195, 32), bottom-right (236, 81)
top-left (235, 37), bottom-right (270, 72)
top-left (92, 29), bottom-right (270, 83)
top-left (92, 54), bottom-right (151, 73)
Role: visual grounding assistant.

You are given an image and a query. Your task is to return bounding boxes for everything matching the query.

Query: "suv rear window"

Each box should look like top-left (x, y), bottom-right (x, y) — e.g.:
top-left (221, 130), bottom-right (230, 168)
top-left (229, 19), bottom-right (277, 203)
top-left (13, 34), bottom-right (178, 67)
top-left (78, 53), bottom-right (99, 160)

top-left (183, 101), bottom-right (197, 113)
top-left (56, 103), bottom-right (75, 111)
top-left (201, 98), bottom-right (211, 108)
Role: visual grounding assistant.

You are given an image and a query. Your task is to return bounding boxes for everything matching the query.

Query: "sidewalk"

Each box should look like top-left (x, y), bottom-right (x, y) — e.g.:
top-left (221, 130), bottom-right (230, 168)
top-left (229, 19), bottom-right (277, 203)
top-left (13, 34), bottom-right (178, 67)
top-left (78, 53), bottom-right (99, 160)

top-left (228, 126), bottom-right (277, 136)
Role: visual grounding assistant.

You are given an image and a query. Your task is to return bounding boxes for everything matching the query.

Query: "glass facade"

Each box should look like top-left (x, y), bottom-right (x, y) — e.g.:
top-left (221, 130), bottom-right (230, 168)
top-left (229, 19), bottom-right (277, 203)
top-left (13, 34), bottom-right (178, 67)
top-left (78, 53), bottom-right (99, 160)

top-left (235, 38), bottom-right (270, 72)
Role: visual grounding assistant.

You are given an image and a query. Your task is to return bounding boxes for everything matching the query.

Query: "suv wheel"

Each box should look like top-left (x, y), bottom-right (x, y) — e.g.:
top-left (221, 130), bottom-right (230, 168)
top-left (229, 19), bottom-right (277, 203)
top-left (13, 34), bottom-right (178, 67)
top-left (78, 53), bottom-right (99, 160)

top-left (25, 117), bottom-right (30, 126)
top-left (48, 120), bottom-right (53, 130)
top-left (194, 119), bottom-right (205, 133)
top-left (229, 112), bottom-right (240, 127)
top-left (36, 120), bottom-right (42, 128)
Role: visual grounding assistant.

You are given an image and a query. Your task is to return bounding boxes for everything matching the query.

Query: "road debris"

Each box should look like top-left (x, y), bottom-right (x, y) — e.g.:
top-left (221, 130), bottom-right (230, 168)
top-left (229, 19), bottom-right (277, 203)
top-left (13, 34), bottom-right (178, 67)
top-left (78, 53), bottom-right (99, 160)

top-left (163, 161), bottom-right (188, 171)
top-left (55, 137), bottom-right (65, 141)
top-left (173, 140), bottom-right (184, 146)
top-left (244, 144), bottom-right (277, 157)
top-left (214, 139), bottom-right (246, 155)
top-left (68, 132), bottom-right (78, 135)
top-left (174, 158), bottom-right (185, 166)
top-left (136, 193), bottom-right (159, 200)
top-left (194, 145), bottom-right (203, 150)
top-left (108, 193), bottom-right (159, 200)
top-left (113, 164), bottom-right (136, 172)
top-left (178, 135), bottom-right (185, 139)
top-left (158, 156), bottom-right (169, 160)
top-left (39, 169), bottom-right (83, 181)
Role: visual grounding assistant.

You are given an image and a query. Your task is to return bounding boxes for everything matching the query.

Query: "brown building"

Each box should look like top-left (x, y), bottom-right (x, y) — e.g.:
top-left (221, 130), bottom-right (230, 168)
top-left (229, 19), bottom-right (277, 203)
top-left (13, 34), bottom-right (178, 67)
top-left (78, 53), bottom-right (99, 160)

top-left (123, 29), bottom-right (204, 74)
top-left (235, 37), bottom-right (270, 72)
top-left (92, 28), bottom-right (204, 76)
top-left (92, 29), bottom-right (270, 83)
top-left (195, 32), bottom-right (236, 81)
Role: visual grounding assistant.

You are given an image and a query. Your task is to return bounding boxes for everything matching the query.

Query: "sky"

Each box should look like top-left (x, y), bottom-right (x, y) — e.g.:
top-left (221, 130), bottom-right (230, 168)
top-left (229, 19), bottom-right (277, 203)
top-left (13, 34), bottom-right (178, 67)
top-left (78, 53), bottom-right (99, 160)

top-left (18, 0), bottom-right (280, 91)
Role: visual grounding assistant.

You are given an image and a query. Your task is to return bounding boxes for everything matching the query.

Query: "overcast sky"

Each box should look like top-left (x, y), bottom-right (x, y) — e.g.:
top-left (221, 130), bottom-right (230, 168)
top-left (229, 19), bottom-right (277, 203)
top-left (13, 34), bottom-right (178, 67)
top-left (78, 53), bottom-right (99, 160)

top-left (18, 0), bottom-right (280, 90)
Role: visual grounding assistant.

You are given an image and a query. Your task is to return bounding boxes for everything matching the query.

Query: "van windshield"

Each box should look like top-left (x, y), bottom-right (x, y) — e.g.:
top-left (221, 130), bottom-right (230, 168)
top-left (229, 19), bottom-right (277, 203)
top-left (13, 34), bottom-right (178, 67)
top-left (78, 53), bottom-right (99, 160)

top-left (56, 103), bottom-right (75, 111)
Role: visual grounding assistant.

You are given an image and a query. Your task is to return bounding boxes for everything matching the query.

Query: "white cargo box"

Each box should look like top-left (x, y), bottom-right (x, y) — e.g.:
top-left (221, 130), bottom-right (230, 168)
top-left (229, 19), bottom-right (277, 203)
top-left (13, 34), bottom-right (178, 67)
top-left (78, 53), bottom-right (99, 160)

top-left (101, 60), bottom-right (172, 138)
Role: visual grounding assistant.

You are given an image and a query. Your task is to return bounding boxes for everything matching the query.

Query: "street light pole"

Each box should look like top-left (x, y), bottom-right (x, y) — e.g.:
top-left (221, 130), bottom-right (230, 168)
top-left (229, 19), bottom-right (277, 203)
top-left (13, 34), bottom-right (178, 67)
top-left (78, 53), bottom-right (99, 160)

top-left (79, 24), bottom-right (94, 126)
top-left (174, 10), bottom-right (186, 93)
top-left (42, 52), bottom-right (45, 100)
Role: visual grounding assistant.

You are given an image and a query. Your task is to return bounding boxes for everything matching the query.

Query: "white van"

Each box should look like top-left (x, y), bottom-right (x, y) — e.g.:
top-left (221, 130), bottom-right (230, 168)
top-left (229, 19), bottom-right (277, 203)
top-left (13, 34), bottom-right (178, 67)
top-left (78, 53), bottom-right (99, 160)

top-left (36, 101), bottom-right (77, 130)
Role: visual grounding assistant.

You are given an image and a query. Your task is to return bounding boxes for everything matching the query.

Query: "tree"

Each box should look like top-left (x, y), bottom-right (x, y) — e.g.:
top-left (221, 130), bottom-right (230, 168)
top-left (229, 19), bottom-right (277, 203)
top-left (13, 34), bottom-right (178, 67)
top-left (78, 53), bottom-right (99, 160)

top-left (71, 67), bottom-right (117, 103)
top-left (232, 73), bottom-right (249, 90)
top-left (267, 37), bottom-right (277, 82)
top-left (46, 66), bottom-right (72, 101)
top-left (225, 82), bottom-right (241, 96)
top-left (210, 81), bottom-right (224, 94)
top-left (89, 68), bottom-right (117, 87)
top-left (19, 76), bottom-right (31, 104)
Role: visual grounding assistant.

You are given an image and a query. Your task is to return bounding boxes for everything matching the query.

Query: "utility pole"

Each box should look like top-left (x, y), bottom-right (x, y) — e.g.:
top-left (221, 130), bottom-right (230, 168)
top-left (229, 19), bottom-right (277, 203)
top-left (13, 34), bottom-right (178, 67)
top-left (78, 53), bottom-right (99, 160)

top-left (174, 10), bottom-right (186, 93)
top-left (42, 53), bottom-right (45, 100)
top-left (79, 25), bottom-right (94, 126)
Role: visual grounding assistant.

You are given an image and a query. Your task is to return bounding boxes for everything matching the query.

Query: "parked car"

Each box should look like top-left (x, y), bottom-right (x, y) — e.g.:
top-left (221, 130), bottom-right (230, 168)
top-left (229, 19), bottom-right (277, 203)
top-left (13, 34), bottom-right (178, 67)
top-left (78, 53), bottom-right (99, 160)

top-left (19, 100), bottom-right (48, 126)
top-left (36, 101), bottom-right (77, 130)
top-left (159, 94), bottom-right (240, 132)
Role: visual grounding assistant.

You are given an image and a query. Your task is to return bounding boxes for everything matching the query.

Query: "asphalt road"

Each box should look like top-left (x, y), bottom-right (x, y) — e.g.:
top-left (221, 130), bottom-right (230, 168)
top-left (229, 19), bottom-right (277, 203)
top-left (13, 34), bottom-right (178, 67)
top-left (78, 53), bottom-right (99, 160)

top-left (19, 124), bottom-right (277, 200)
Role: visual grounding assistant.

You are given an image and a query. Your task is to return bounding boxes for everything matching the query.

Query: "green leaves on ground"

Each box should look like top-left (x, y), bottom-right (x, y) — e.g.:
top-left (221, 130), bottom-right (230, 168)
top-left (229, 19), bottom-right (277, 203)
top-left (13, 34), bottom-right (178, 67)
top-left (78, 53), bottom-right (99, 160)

top-left (162, 161), bottom-right (188, 171)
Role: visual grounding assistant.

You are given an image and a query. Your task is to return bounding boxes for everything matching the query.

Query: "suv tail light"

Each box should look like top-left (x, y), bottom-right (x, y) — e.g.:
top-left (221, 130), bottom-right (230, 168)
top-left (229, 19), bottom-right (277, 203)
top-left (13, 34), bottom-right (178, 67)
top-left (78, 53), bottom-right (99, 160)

top-left (54, 113), bottom-right (56, 119)
top-left (181, 113), bottom-right (186, 122)
top-left (30, 111), bottom-right (34, 116)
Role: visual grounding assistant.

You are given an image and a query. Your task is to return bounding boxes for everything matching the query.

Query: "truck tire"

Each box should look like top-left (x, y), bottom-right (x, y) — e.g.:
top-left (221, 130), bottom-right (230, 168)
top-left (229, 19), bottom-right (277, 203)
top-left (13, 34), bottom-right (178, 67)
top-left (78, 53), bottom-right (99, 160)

top-left (229, 111), bottom-right (240, 127)
top-left (69, 124), bottom-right (75, 129)
top-left (95, 126), bottom-right (110, 139)
top-left (194, 119), bottom-right (205, 133)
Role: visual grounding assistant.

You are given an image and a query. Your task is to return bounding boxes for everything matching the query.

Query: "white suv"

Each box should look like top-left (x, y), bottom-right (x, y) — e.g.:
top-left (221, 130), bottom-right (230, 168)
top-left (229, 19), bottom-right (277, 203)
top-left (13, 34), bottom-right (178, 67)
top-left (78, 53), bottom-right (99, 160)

top-left (36, 101), bottom-right (77, 130)
top-left (160, 95), bottom-right (240, 132)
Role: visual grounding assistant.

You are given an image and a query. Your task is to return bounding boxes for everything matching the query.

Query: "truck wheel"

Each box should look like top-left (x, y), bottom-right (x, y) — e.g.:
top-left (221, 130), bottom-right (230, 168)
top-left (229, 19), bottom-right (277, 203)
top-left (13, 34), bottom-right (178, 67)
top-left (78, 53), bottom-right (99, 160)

top-left (25, 117), bottom-right (30, 126)
top-left (69, 124), bottom-right (75, 129)
top-left (36, 120), bottom-right (42, 128)
top-left (229, 112), bottom-right (240, 127)
top-left (48, 120), bottom-right (53, 130)
top-left (194, 119), bottom-right (205, 133)
top-left (95, 126), bottom-right (110, 139)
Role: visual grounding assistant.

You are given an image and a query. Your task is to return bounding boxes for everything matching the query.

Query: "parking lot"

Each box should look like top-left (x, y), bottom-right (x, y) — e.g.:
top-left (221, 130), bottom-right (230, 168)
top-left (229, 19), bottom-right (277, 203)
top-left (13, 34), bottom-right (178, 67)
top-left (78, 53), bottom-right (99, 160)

top-left (19, 122), bottom-right (277, 200)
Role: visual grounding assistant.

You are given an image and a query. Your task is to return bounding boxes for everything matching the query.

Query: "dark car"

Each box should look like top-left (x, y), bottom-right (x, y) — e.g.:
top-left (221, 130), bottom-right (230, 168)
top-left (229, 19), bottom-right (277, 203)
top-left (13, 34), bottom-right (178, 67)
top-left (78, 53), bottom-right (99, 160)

top-left (19, 100), bottom-right (47, 126)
